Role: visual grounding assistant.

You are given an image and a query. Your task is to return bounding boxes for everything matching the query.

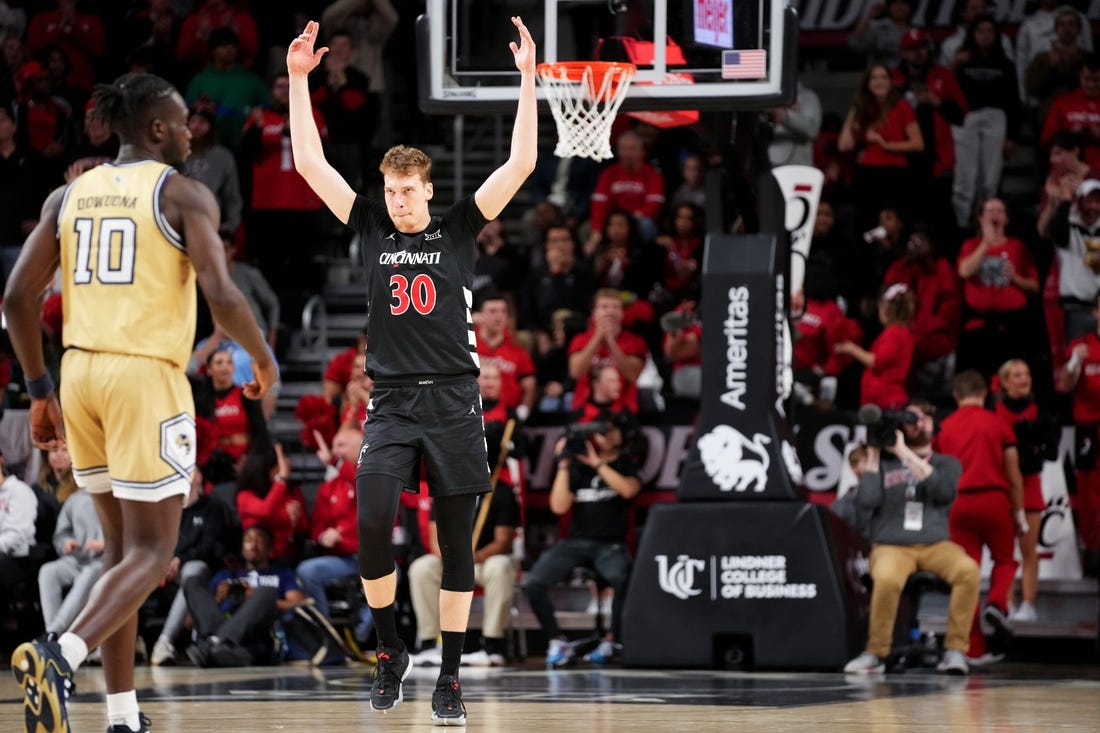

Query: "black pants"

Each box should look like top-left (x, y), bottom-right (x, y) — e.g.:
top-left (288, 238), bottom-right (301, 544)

top-left (183, 576), bottom-right (278, 646)
top-left (523, 538), bottom-right (632, 641)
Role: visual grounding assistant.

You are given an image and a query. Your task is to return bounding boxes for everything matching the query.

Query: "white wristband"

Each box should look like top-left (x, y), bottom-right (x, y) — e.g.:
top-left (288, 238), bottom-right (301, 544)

top-left (1068, 352), bottom-right (1083, 373)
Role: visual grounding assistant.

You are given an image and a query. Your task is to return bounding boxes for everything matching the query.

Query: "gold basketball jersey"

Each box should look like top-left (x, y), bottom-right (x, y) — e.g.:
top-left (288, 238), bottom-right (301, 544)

top-left (57, 161), bottom-right (196, 370)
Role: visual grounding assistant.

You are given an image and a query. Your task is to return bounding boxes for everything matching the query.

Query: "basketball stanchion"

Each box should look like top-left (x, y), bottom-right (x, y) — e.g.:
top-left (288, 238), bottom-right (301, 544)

top-left (535, 61), bottom-right (636, 162)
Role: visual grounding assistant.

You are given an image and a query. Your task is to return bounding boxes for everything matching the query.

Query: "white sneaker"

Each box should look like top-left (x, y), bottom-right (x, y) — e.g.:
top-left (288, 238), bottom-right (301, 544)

top-left (843, 652), bottom-right (884, 674)
top-left (410, 645), bottom-right (442, 667)
top-left (966, 652), bottom-right (1005, 667)
top-left (936, 649), bottom-right (969, 675)
top-left (546, 638), bottom-right (575, 667)
top-left (151, 637), bottom-right (176, 666)
top-left (1010, 601), bottom-right (1037, 623)
top-left (461, 649), bottom-right (506, 667)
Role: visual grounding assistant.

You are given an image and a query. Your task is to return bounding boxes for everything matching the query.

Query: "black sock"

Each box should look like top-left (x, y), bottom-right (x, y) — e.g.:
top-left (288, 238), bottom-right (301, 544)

top-left (440, 630), bottom-right (464, 678)
top-left (483, 636), bottom-right (505, 656)
top-left (370, 603), bottom-right (401, 652)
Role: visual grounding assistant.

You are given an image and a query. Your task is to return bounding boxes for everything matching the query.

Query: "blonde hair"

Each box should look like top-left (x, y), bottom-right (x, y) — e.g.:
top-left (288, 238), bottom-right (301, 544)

top-left (380, 145), bottom-right (432, 182)
top-left (37, 449), bottom-right (78, 504)
top-left (997, 358), bottom-right (1030, 396)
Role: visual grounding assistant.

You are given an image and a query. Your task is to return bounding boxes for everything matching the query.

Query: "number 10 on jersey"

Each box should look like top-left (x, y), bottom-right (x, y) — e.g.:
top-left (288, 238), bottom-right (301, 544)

top-left (73, 217), bottom-right (137, 285)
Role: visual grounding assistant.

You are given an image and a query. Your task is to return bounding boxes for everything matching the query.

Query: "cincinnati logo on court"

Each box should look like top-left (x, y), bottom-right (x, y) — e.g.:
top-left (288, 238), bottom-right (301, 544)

top-left (655, 554), bottom-right (705, 600)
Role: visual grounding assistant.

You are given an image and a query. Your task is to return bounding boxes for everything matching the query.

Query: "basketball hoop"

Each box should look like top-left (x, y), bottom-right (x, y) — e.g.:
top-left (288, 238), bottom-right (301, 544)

top-left (536, 61), bottom-right (636, 162)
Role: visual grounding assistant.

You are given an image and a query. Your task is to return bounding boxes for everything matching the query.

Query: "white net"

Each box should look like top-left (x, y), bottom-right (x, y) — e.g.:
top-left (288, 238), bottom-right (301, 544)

top-left (536, 62), bottom-right (635, 162)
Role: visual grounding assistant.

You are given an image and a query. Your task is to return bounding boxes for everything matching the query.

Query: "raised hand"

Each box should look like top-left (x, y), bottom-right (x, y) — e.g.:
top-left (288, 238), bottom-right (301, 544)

top-left (509, 16), bottom-right (536, 74)
top-left (287, 19), bottom-right (329, 77)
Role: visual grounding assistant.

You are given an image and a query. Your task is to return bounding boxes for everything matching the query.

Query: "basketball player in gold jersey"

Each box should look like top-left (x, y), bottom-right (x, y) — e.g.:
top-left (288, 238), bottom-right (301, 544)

top-left (5, 73), bottom-right (277, 733)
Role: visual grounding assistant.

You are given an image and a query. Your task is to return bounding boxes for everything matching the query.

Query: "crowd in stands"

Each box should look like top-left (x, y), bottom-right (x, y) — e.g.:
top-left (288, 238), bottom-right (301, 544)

top-left (2, 0), bottom-right (1100, 672)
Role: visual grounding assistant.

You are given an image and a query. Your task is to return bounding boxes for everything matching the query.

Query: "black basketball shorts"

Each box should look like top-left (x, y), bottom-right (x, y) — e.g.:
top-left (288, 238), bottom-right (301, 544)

top-left (355, 375), bottom-right (491, 497)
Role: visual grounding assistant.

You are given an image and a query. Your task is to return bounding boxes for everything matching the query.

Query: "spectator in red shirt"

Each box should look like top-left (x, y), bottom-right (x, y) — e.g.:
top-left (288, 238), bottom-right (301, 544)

top-left (937, 370), bottom-right (1027, 664)
top-left (475, 294), bottom-right (536, 419)
top-left (14, 60), bottom-right (70, 169)
top-left (241, 72), bottom-right (327, 318)
top-left (654, 202), bottom-right (703, 305)
top-left (310, 27), bottom-right (372, 191)
top-left (883, 227), bottom-right (961, 402)
top-left (27, 0), bottom-right (105, 93)
top-left (1041, 54), bottom-right (1100, 169)
top-left (794, 267), bottom-right (862, 406)
top-left (194, 347), bottom-right (269, 483)
top-left (295, 425), bottom-right (363, 623)
top-left (661, 301), bottom-right (703, 401)
top-left (892, 29), bottom-right (967, 239)
top-left (478, 362), bottom-right (511, 425)
top-left (956, 198), bottom-right (1040, 380)
top-left (1057, 297), bottom-right (1100, 574)
top-left (322, 326), bottom-right (367, 403)
top-left (586, 129), bottom-right (665, 252)
top-left (838, 63), bottom-right (924, 232)
top-left (995, 358), bottom-right (1059, 623)
top-left (339, 353), bottom-right (373, 431)
top-left (236, 442), bottom-right (309, 563)
top-left (836, 283), bottom-right (915, 410)
top-left (568, 289), bottom-right (650, 413)
top-left (176, 0), bottom-right (259, 72)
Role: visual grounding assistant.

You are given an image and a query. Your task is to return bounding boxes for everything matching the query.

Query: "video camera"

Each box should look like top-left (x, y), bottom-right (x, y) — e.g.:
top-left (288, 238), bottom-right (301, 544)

top-left (857, 404), bottom-right (918, 449)
top-left (563, 420), bottom-right (612, 456)
top-left (659, 309), bottom-right (701, 334)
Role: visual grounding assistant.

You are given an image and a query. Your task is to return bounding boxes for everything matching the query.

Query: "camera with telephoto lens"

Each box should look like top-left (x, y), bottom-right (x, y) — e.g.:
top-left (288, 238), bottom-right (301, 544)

top-left (563, 420), bottom-right (612, 456)
top-left (857, 404), bottom-right (918, 449)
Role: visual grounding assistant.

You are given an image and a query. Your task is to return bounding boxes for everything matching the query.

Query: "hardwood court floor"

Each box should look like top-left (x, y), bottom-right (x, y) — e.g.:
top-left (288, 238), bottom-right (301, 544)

top-left (3, 661), bottom-right (1100, 732)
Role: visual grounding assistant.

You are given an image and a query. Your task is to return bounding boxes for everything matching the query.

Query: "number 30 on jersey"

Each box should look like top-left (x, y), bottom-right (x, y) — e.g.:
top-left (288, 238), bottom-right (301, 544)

top-left (389, 273), bottom-right (437, 315)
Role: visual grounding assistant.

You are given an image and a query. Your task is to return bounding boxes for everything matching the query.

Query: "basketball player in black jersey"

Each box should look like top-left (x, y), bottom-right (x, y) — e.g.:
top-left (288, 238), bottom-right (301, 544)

top-left (288, 17), bottom-right (536, 726)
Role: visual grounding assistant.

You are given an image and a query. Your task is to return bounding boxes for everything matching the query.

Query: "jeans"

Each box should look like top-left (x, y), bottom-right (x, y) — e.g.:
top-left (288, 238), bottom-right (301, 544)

top-left (295, 553), bottom-right (359, 619)
top-left (524, 538), bottom-right (631, 640)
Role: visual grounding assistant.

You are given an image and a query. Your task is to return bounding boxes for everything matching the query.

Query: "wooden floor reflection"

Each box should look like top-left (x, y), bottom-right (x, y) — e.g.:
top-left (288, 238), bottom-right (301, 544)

top-left (2, 661), bottom-right (1100, 732)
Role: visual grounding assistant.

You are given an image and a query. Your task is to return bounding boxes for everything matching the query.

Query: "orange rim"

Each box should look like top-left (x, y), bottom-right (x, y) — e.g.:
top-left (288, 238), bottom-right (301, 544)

top-left (536, 61), bottom-right (636, 95)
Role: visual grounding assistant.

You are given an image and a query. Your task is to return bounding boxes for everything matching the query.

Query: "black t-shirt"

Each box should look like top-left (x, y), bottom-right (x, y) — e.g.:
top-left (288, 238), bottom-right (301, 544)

top-left (566, 456), bottom-right (636, 542)
top-left (429, 485), bottom-right (520, 551)
top-left (348, 194), bottom-right (487, 379)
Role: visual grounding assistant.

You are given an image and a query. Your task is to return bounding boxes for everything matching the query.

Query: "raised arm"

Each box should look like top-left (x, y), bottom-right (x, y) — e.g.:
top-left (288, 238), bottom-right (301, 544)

top-left (475, 16), bottom-right (538, 220)
top-left (287, 20), bottom-right (356, 224)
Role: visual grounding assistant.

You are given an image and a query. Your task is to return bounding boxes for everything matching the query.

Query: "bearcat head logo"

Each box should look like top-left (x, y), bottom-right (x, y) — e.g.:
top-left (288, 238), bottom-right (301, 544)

top-left (697, 425), bottom-right (771, 492)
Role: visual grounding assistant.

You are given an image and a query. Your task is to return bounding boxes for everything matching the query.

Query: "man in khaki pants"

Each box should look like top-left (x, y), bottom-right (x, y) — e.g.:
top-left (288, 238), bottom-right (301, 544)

top-left (409, 482), bottom-right (520, 667)
top-left (844, 399), bottom-right (980, 675)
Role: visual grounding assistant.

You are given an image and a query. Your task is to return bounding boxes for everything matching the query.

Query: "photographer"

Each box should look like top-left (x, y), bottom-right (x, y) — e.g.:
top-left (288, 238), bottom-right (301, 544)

top-left (183, 526), bottom-right (305, 668)
top-left (524, 414), bottom-right (641, 667)
top-left (844, 400), bottom-right (979, 676)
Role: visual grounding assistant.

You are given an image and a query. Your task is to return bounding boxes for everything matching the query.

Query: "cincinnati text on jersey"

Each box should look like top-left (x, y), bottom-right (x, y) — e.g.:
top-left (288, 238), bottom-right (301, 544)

top-left (378, 250), bottom-right (443, 266)
top-left (75, 195), bottom-right (139, 210)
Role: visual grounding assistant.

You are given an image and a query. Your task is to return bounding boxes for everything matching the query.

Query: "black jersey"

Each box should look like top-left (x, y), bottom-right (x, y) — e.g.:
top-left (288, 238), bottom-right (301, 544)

top-left (348, 194), bottom-right (487, 379)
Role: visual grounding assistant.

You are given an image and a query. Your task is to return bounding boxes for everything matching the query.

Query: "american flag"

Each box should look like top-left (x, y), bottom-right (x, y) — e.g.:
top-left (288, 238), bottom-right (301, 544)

top-left (721, 50), bottom-right (767, 80)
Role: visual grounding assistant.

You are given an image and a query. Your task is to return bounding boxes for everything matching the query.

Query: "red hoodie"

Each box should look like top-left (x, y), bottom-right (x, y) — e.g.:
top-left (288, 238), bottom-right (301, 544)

top-left (883, 257), bottom-right (961, 363)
